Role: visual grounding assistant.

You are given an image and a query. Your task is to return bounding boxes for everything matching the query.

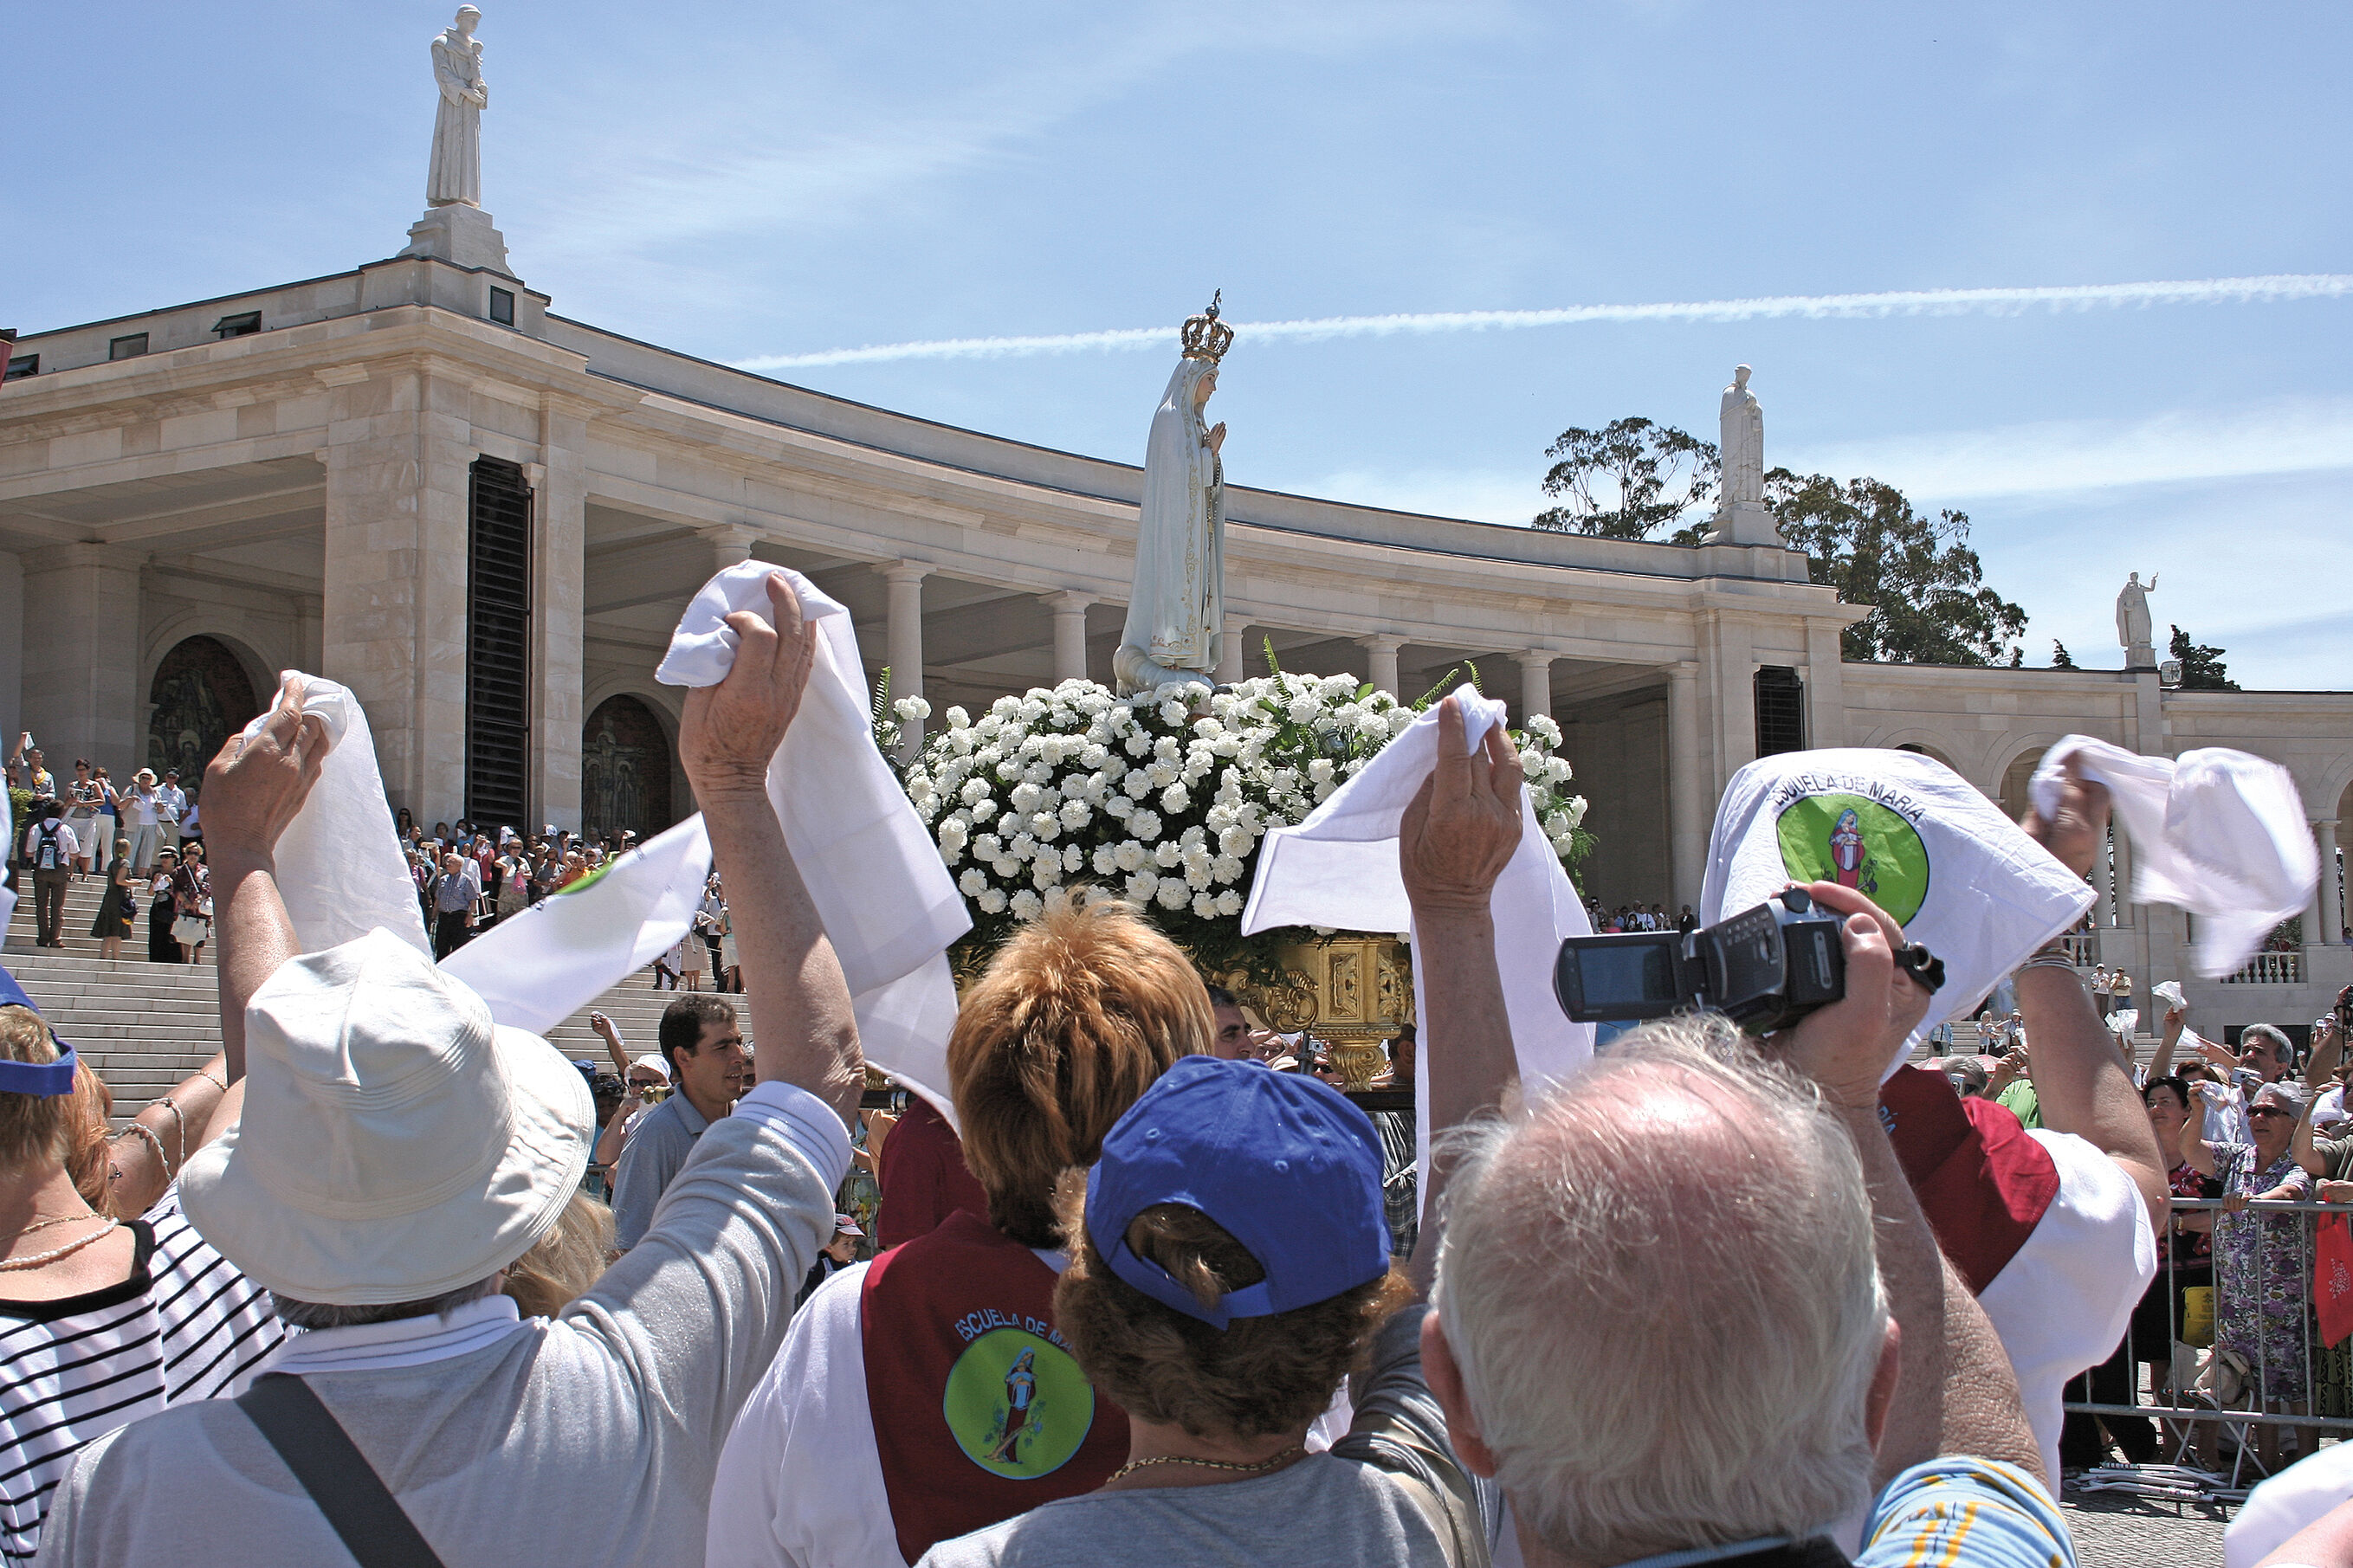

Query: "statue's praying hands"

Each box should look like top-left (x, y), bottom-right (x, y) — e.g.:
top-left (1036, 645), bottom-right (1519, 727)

top-left (1206, 420), bottom-right (1227, 455)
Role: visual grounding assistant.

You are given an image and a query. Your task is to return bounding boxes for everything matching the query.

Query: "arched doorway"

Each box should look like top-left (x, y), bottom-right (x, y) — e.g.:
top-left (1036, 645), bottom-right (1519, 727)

top-left (581, 695), bottom-right (674, 842)
top-left (147, 636), bottom-right (261, 780)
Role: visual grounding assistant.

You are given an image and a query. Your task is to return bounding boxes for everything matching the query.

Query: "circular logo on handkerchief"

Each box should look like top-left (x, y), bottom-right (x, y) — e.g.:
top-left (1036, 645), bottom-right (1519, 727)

top-left (1774, 793), bottom-right (1930, 924)
top-left (943, 1327), bottom-right (1096, 1479)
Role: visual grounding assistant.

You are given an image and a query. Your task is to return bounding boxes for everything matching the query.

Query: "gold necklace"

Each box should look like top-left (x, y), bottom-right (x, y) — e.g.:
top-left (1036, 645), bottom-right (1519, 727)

top-left (0, 1216), bottom-right (118, 1272)
top-left (1109, 1445), bottom-right (1304, 1484)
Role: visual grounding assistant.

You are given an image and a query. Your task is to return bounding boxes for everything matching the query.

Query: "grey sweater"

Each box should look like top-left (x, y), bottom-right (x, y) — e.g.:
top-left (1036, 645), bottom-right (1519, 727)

top-left (36, 1081), bottom-right (847, 1568)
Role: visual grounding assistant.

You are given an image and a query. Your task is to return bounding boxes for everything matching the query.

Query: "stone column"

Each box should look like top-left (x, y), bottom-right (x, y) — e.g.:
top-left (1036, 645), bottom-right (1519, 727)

top-left (1667, 661), bottom-right (1708, 913)
top-left (2317, 820), bottom-right (2343, 945)
top-left (18, 543), bottom-right (144, 774)
top-left (885, 563), bottom-right (930, 761)
top-left (1803, 621), bottom-right (1847, 749)
top-left (293, 594), bottom-right (325, 675)
top-left (2307, 821), bottom-right (2336, 948)
top-left (320, 362), bottom-right (475, 825)
top-left (0, 552), bottom-right (25, 754)
top-left (1357, 634), bottom-right (1404, 700)
top-left (1044, 591), bottom-right (1093, 684)
top-left (533, 396), bottom-right (595, 834)
top-left (1700, 611), bottom-right (1756, 790)
top-left (1218, 617), bottom-right (1247, 685)
top-left (1515, 651), bottom-right (1555, 728)
top-left (701, 523), bottom-right (758, 576)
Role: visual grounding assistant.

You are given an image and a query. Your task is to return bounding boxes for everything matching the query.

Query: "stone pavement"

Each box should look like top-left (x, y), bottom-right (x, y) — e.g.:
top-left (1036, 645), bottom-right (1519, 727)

top-left (2061, 1489), bottom-right (2228, 1567)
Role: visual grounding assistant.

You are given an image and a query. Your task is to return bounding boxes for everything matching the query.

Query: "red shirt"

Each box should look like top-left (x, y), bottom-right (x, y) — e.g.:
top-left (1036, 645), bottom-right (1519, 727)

top-left (876, 1098), bottom-right (991, 1251)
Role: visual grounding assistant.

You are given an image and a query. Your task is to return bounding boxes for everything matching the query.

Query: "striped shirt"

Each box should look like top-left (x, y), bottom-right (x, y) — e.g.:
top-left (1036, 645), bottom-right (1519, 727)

top-left (0, 1193), bottom-right (282, 1563)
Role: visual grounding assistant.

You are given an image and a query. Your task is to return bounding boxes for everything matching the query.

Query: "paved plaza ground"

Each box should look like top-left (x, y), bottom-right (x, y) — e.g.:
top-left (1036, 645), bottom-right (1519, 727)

top-left (2061, 1489), bottom-right (2228, 1566)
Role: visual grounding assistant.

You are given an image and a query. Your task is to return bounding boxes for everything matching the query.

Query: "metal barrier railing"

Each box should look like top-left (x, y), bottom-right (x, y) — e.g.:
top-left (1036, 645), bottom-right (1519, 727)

top-left (2065, 1194), bottom-right (2353, 1498)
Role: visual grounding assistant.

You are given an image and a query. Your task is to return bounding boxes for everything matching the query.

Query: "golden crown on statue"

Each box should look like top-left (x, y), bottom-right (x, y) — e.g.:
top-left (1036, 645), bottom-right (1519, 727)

top-left (1180, 290), bottom-right (1234, 363)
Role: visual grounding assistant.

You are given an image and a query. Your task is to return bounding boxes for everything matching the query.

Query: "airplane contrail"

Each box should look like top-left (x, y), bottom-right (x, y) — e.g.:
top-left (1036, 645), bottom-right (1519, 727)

top-left (731, 273), bottom-right (2353, 371)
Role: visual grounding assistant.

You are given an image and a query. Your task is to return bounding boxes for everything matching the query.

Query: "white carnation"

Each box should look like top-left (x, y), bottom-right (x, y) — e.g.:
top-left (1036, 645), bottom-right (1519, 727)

top-left (957, 868), bottom-right (989, 896)
top-left (1113, 840), bottom-right (1149, 873)
top-left (893, 696), bottom-right (932, 721)
top-left (1160, 784), bottom-right (1190, 813)
top-left (1286, 697), bottom-right (1320, 725)
top-left (1218, 825), bottom-right (1252, 858)
top-left (1192, 893), bottom-right (1219, 920)
top-left (1009, 889), bottom-right (1044, 920)
top-left (1126, 872), bottom-right (1160, 903)
top-left (977, 888), bottom-right (1008, 914)
top-left (1092, 844), bottom-right (1120, 875)
top-left (1155, 881), bottom-right (1188, 911)
top-left (1128, 810), bottom-right (1161, 841)
top-left (1123, 732), bottom-right (1153, 758)
top-left (1212, 854), bottom-right (1244, 882)
top-left (1058, 799), bottom-right (1091, 830)
top-left (1012, 832), bottom-right (1038, 860)
top-left (1106, 794), bottom-right (1136, 819)
top-left (1029, 813), bottom-right (1060, 842)
top-left (1307, 758), bottom-right (1335, 784)
top-left (1154, 841), bottom-right (1184, 868)
top-left (1010, 782), bottom-right (1043, 813)
top-left (1158, 699), bottom-right (1190, 726)
top-left (1215, 889), bottom-right (1244, 916)
top-left (1063, 844), bottom-right (1083, 872)
top-left (1079, 743), bottom-right (1109, 770)
top-left (1031, 860), bottom-right (1060, 889)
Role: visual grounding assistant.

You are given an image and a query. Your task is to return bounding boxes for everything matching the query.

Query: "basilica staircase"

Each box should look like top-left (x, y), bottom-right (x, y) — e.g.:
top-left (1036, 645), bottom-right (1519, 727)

top-left (3, 873), bottom-right (703, 1113)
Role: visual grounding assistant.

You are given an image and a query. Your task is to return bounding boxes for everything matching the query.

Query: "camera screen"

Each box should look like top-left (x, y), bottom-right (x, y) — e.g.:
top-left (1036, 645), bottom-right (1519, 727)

top-left (1573, 941), bottom-right (1682, 1005)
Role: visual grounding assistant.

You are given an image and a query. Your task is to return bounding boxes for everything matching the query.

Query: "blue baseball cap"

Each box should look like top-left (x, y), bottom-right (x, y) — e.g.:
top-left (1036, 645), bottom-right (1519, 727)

top-left (1084, 1055), bottom-right (1390, 1329)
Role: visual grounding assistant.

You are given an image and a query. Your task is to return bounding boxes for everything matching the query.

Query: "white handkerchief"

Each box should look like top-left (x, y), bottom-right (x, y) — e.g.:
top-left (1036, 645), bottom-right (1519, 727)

top-left (1244, 694), bottom-right (1594, 1218)
top-left (443, 815), bottom-right (714, 1036)
top-left (657, 562), bottom-right (971, 1125)
top-left (245, 674), bottom-right (431, 958)
top-left (1703, 748), bottom-right (2093, 1074)
top-left (2031, 736), bottom-right (2316, 978)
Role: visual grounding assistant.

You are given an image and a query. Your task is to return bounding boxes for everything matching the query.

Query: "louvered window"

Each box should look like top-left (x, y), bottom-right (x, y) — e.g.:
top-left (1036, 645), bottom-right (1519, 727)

top-left (1754, 666), bottom-right (1806, 758)
top-left (466, 456), bottom-right (532, 828)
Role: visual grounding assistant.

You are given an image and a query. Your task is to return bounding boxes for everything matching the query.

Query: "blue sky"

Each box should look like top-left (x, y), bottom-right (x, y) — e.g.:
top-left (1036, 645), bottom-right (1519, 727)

top-left (14, 2), bottom-right (2349, 687)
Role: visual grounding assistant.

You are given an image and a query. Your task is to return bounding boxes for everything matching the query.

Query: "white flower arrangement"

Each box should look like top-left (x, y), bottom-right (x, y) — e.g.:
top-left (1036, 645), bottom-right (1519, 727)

top-left (897, 665), bottom-right (1591, 978)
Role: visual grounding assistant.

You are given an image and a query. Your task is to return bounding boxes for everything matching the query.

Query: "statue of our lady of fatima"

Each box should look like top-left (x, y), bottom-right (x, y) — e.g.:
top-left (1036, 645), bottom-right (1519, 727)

top-left (1115, 295), bottom-right (1231, 695)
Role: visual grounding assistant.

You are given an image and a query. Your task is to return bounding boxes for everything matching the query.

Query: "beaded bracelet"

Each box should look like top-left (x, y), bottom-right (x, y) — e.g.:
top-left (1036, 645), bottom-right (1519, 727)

top-left (109, 1120), bottom-right (166, 1165)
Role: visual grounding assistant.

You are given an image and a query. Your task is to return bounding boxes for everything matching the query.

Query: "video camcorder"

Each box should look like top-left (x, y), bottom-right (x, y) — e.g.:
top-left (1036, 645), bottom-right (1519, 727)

top-left (1553, 887), bottom-right (1945, 1035)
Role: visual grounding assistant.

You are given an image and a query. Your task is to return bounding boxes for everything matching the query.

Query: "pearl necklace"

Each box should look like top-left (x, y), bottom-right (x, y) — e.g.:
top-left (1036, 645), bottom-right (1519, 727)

top-left (0, 1216), bottom-right (118, 1271)
top-left (1109, 1444), bottom-right (1304, 1484)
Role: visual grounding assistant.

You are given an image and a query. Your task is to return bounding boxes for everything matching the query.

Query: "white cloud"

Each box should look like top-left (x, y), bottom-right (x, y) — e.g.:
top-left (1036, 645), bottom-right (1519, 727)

top-left (1782, 397), bottom-right (2353, 503)
top-left (732, 274), bottom-right (2353, 370)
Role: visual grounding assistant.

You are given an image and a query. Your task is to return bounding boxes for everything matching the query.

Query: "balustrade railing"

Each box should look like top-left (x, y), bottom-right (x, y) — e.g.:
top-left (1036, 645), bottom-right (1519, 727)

top-left (2219, 952), bottom-right (2305, 984)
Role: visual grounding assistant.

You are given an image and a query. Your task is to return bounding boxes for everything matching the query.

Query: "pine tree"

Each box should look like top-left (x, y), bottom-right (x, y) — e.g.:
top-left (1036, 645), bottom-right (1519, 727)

top-left (2051, 641), bottom-right (2076, 669)
top-left (2169, 625), bottom-right (2240, 691)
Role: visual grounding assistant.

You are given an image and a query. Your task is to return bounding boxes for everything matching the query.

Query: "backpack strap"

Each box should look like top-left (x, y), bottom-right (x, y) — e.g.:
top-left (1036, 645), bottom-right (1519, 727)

top-left (237, 1373), bottom-right (448, 1568)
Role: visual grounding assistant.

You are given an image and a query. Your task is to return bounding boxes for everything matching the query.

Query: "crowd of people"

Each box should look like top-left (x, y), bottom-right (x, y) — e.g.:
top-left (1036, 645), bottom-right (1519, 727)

top-left (6, 577), bottom-right (2353, 1567)
top-left (1579, 898), bottom-right (1693, 934)
top-left (385, 816), bottom-right (658, 960)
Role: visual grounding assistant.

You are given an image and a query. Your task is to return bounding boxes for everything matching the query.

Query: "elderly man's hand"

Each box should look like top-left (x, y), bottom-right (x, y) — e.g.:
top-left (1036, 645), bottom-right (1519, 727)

top-left (1771, 881), bottom-right (1932, 1109)
top-left (2020, 756), bottom-right (2110, 880)
top-left (1399, 695), bottom-right (1524, 919)
top-left (679, 571), bottom-right (818, 801)
top-left (201, 675), bottom-right (328, 861)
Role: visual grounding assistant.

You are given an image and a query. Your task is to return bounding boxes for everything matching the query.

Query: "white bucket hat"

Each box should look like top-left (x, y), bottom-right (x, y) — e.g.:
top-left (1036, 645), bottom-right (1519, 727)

top-left (181, 927), bottom-right (591, 1304)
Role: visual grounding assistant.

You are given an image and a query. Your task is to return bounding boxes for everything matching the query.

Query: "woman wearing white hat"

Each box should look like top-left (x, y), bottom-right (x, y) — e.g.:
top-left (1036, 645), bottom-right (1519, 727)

top-left (40, 585), bottom-right (872, 1568)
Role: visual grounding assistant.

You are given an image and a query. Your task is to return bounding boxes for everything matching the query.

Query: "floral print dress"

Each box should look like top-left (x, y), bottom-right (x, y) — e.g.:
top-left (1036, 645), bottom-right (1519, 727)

top-left (2214, 1143), bottom-right (2315, 1403)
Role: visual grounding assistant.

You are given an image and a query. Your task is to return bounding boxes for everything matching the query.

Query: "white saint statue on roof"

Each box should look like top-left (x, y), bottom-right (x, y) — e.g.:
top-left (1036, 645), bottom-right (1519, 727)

top-left (1115, 295), bottom-right (1231, 695)
top-left (427, 7), bottom-right (488, 209)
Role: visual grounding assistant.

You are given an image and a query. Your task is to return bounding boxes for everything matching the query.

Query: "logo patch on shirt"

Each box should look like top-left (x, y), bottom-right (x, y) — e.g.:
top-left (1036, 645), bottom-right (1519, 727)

top-left (941, 1326), bottom-right (1095, 1480)
top-left (1774, 792), bottom-right (1931, 924)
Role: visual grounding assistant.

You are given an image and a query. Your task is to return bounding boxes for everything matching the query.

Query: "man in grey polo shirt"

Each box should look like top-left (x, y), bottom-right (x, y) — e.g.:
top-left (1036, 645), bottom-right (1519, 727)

top-left (611, 993), bottom-right (752, 1249)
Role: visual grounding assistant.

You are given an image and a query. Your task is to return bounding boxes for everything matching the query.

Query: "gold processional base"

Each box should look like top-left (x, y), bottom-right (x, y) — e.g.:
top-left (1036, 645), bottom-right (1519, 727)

top-left (1215, 934), bottom-right (1412, 1088)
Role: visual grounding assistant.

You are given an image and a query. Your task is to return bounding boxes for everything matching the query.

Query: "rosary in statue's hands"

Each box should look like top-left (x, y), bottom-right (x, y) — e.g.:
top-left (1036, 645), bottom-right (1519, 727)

top-left (1206, 421), bottom-right (1226, 455)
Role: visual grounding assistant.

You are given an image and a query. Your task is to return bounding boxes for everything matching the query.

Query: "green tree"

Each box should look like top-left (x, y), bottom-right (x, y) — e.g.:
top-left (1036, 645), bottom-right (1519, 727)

top-left (1531, 417), bottom-right (1717, 540)
top-left (2051, 640), bottom-right (2076, 669)
top-left (2169, 624), bottom-right (2240, 691)
top-left (1766, 470), bottom-right (2027, 666)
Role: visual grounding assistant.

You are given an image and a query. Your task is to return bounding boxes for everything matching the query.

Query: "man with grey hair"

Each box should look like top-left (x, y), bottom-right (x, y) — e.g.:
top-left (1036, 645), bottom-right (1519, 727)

top-left (1421, 881), bottom-right (2078, 1568)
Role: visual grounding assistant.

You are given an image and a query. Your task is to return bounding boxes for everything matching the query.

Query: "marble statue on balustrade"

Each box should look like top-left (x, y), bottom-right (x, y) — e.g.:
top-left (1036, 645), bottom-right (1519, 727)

top-left (428, 7), bottom-right (488, 208)
top-left (1115, 295), bottom-right (1232, 696)
top-left (1700, 364), bottom-right (1785, 547)
top-left (2117, 571), bottom-right (2158, 666)
top-left (402, 7), bottom-right (514, 276)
